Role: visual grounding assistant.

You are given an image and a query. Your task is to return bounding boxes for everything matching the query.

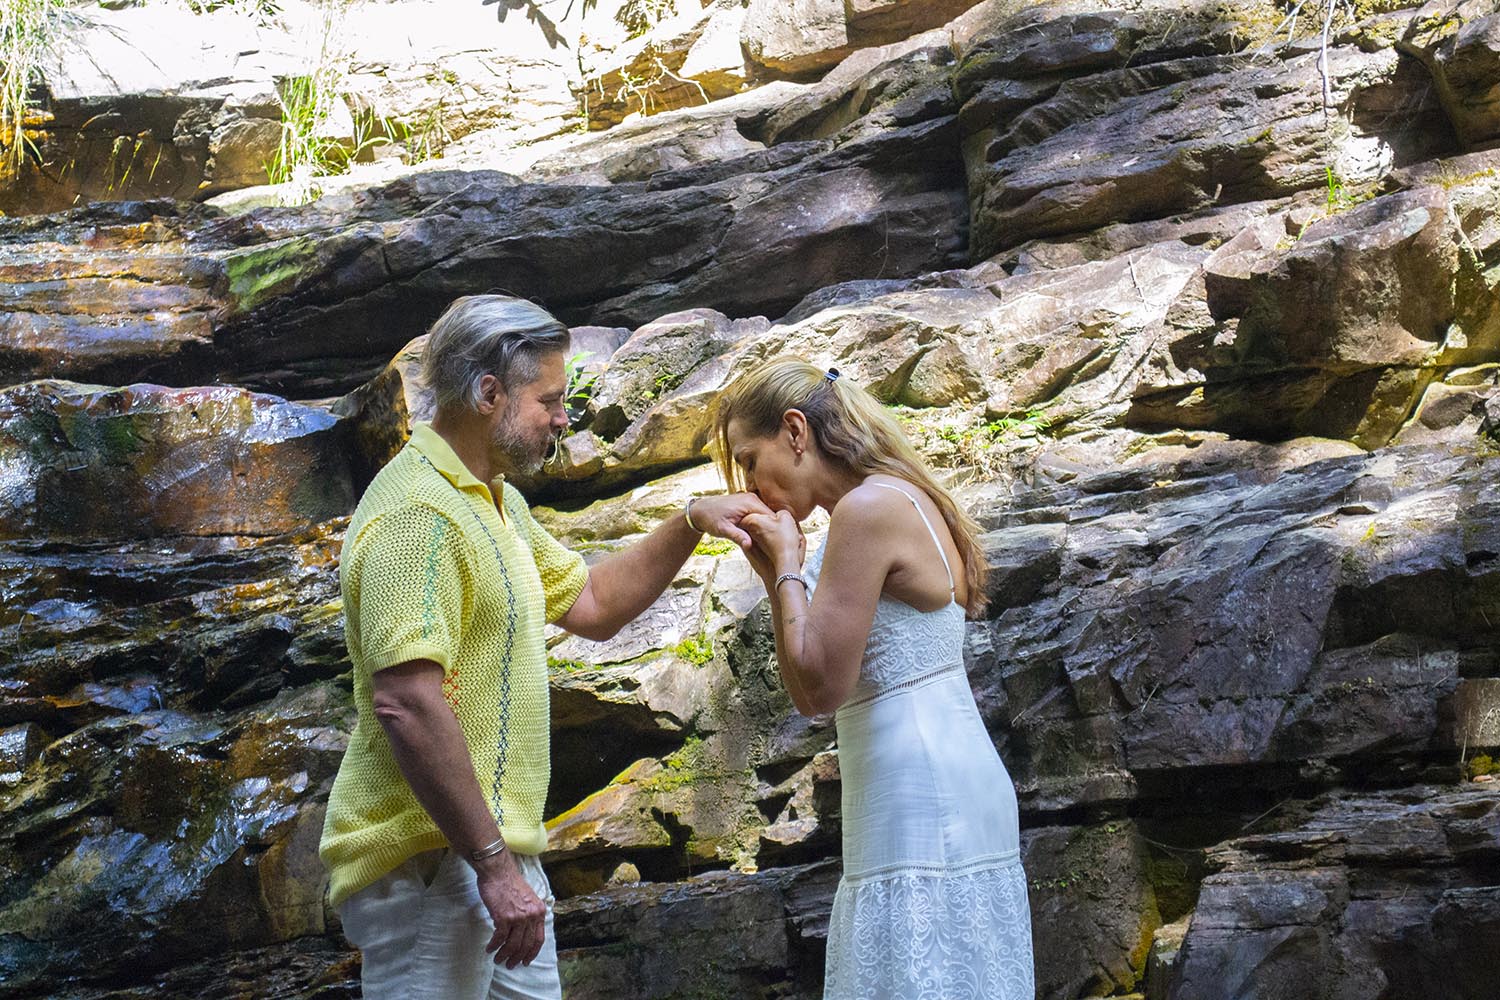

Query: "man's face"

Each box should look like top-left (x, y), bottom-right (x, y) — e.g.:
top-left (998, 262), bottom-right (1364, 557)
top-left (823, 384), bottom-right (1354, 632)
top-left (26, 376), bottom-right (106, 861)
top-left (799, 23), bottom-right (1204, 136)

top-left (490, 351), bottom-right (569, 475)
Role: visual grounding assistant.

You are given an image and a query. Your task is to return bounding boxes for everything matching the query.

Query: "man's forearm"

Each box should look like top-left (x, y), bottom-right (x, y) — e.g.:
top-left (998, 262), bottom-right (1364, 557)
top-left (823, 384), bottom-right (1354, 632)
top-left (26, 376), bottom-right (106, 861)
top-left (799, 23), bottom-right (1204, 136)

top-left (375, 672), bottom-right (507, 858)
top-left (579, 511), bottom-right (701, 637)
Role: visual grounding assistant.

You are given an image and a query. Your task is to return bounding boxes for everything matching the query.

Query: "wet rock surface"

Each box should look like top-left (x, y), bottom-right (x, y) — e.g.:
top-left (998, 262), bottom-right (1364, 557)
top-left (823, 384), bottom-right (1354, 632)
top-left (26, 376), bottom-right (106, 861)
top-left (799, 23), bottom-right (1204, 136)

top-left (1169, 784), bottom-right (1500, 1000)
top-left (3, 0), bottom-right (1500, 998)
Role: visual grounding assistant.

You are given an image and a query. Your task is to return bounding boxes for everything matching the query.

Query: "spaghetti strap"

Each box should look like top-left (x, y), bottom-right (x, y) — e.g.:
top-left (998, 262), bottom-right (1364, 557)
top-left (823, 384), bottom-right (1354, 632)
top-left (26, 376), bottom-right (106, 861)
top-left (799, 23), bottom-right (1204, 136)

top-left (867, 482), bottom-right (956, 594)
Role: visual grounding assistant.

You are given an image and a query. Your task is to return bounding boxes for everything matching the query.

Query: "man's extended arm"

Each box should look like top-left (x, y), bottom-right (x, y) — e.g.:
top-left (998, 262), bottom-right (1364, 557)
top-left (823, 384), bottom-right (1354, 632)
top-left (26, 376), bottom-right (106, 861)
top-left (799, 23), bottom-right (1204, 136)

top-left (558, 494), bottom-right (767, 641)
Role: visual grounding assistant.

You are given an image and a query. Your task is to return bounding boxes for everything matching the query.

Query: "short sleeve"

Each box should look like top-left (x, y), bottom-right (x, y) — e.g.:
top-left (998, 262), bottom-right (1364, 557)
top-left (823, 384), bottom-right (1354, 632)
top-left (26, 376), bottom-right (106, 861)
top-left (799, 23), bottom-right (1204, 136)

top-left (503, 486), bottom-right (589, 624)
top-left (347, 504), bottom-right (469, 672)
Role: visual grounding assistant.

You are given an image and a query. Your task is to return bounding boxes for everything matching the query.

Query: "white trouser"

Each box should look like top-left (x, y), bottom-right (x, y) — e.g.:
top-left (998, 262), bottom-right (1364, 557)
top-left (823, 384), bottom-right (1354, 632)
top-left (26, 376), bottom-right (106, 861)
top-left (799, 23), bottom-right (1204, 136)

top-left (338, 848), bottom-right (560, 1000)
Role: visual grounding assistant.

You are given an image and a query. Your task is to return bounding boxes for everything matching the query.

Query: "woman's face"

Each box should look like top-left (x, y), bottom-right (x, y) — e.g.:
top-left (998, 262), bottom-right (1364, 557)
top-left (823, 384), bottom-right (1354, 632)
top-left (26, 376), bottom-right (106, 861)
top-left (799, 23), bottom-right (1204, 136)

top-left (725, 416), bottom-right (813, 520)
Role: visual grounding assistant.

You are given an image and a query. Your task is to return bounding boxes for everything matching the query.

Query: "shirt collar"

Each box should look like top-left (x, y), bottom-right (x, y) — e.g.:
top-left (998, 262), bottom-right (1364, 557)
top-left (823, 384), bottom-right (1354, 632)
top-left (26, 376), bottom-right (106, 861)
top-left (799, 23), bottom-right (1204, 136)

top-left (408, 422), bottom-right (506, 502)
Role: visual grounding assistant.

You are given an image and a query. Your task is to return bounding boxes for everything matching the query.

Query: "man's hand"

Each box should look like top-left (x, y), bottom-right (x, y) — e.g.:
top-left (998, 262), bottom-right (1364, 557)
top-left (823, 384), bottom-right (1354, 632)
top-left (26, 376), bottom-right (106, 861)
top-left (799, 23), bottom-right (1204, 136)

top-left (690, 492), bottom-right (773, 549)
top-left (474, 851), bottom-right (547, 969)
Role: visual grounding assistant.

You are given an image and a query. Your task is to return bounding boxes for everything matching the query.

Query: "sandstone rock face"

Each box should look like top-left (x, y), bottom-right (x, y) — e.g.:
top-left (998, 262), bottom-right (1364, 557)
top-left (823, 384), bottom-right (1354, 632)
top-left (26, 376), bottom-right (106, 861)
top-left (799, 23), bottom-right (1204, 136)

top-left (1168, 786), bottom-right (1500, 1000)
top-left (1400, 2), bottom-right (1500, 150)
top-left (0, 516), bottom-right (351, 995)
top-left (0, 108), bottom-right (967, 396)
top-left (556, 861), bottom-right (839, 1000)
top-left (741, 0), bottom-right (985, 78)
top-left (5, 1), bottom-right (603, 215)
top-left (956, 5), bottom-right (1458, 259)
top-left (0, 201), bottom-right (227, 386)
top-left (5, 1), bottom-right (1500, 999)
top-left (580, 0), bottom-right (754, 130)
top-left (1129, 176), bottom-right (1500, 448)
top-left (972, 442), bottom-right (1499, 810)
top-left (0, 380), bottom-right (355, 540)
top-left (1024, 820), bottom-right (1161, 997)
top-left (3, 6), bottom-right (291, 214)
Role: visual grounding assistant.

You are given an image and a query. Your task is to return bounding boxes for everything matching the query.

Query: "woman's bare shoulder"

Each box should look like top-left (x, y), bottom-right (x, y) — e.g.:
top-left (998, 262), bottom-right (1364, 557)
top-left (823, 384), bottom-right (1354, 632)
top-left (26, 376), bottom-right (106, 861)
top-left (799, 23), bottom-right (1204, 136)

top-left (829, 477), bottom-right (924, 534)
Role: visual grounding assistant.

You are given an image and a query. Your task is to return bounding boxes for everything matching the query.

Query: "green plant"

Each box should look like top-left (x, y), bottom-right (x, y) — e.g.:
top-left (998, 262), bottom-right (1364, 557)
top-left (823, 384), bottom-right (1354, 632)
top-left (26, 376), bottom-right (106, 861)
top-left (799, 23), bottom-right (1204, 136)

top-left (186, 0), bottom-right (283, 21)
top-left (1466, 753), bottom-right (1496, 780)
top-left (640, 368), bottom-right (685, 403)
top-left (693, 537), bottom-right (738, 557)
top-left (674, 635), bottom-right (713, 666)
top-left (1029, 869), bottom-right (1084, 891)
top-left (547, 655), bottom-right (593, 674)
top-left (937, 410), bottom-right (1050, 448)
top-left (403, 100), bottom-right (451, 164)
top-left (888, 405), bottom-right (1047, 480)
top-left (987, 410), bottom-right (1052, 437)
top-left (616, 0), bottom-right (676, 38)
top-left (1324, 164), bottom-right (1351, 212)
top-left (564, 351), bottom-right (598, 410)
top-left (642, 735), bottom-right (710, 793)
top-left (1435, 163), bottom-right (1499, 190)
top-left (0, 0), bottom-right (65, 171)
top-left (401, 68), bottom-right (460, 164)
top-left (268, 72), bottom-right (336, 200)
top-left (266, 0), bottom-right (390, 204)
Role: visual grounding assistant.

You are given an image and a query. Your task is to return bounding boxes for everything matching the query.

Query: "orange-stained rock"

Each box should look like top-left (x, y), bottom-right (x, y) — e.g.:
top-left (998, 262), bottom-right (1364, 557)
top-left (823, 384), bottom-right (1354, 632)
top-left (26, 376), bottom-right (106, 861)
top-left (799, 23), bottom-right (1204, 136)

top-left (0, 381), bottom-right (357, 540)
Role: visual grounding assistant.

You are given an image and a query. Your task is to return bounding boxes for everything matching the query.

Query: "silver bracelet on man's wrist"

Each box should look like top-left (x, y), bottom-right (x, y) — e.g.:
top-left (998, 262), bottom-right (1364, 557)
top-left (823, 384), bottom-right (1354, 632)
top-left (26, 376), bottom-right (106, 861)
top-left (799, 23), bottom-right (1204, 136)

top-left (684, 495), bottom-right (705, 533)
top-left (470, 837), bottom-right (508, 863)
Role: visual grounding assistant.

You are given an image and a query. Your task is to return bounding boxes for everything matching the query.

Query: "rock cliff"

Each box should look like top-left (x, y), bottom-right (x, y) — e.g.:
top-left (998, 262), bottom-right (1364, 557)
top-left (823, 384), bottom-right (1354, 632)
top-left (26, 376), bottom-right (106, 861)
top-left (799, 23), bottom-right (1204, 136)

top-left (2, 1), bottom-right (1499, 998)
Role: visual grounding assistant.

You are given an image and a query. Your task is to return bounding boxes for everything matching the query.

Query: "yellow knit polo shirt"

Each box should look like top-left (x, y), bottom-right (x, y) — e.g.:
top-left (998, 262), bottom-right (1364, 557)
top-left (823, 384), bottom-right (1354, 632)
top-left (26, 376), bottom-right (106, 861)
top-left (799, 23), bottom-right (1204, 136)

top-left (319, 422), bottom-right (588, 909)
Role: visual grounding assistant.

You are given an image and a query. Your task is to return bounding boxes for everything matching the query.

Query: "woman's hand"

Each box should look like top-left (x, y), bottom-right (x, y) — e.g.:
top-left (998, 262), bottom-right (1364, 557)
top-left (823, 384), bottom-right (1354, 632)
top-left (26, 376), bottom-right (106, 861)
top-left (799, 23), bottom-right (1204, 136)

top-left (689, 493), bottom-right (773, 548)
top-left (741, 510), bottom-right (805, 580)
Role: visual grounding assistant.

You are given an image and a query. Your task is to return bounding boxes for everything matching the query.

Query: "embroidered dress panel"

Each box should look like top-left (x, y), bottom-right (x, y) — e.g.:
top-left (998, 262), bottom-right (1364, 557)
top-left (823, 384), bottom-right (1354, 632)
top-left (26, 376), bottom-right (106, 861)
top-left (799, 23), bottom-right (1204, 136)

top-left (842, 483), bottom-right (964, 702)
top-left (806, 482), bottom-right (1034, 999)
top-left (319, 422), bottom-right (588, 910)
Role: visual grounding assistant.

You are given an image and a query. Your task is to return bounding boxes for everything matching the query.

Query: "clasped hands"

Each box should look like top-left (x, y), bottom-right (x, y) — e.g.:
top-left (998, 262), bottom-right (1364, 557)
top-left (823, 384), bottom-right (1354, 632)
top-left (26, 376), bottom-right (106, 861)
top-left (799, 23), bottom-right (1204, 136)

top-left (691, 493), bottom-right (806, 583)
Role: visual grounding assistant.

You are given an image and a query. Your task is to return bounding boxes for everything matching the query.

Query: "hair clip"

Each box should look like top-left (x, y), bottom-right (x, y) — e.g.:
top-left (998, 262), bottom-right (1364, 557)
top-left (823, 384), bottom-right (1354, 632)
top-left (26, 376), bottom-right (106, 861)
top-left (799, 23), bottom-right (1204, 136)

top-left (824, 368), bottom-right (841, 383)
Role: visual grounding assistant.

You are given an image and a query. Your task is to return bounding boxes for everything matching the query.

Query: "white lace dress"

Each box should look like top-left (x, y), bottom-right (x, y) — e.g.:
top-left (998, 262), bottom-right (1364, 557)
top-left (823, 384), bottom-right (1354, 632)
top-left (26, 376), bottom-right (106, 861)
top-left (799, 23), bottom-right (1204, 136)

top-left (806, 484), bottom-right (1034, 1000)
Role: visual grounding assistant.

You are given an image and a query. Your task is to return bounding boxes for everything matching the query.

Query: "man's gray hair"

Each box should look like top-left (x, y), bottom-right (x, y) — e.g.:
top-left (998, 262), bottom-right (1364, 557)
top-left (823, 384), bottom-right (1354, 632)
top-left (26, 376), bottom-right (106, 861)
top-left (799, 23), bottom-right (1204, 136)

top-left (420, 295), bottom-right (571, 414)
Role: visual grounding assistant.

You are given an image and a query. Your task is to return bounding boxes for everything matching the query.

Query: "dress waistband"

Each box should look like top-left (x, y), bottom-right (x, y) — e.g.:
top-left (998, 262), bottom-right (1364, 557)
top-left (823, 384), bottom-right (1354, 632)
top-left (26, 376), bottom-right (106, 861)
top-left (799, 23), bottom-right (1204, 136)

top-left (836, 660), bottom-right (967, 716)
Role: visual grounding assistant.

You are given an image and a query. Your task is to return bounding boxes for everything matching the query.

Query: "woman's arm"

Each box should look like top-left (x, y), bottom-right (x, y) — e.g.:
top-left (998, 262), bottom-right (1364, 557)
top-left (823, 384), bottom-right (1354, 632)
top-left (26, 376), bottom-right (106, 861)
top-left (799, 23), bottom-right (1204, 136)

top-left (745, 488), bottom-right (903, 715)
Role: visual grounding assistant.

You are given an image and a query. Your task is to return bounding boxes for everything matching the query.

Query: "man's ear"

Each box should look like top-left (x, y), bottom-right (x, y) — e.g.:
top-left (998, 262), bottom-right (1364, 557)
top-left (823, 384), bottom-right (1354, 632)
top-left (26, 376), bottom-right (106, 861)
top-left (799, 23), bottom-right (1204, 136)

top-left (476, 373), bottom-right (505, 415)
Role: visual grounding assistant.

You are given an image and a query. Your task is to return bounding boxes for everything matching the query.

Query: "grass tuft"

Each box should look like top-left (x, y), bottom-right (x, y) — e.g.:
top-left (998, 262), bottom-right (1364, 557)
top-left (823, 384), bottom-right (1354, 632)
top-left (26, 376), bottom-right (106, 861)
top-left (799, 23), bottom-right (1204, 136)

top-left (0, 0), bottom-right (65, 171)
top-left (266, 0), bottom-right (389, 205)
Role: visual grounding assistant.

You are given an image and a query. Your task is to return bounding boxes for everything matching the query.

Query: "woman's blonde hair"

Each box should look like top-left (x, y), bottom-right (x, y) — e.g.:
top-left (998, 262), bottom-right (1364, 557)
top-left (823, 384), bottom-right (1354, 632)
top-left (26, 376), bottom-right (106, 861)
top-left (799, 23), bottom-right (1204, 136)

top-left (714, 358), bottom-right (989, 617)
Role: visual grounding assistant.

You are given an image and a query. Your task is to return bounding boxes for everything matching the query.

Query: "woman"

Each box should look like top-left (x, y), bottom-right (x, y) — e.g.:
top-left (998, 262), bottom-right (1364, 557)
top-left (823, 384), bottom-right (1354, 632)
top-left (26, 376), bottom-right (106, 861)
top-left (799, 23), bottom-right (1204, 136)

top-left (714, 359), bottom-right (1034, 1000)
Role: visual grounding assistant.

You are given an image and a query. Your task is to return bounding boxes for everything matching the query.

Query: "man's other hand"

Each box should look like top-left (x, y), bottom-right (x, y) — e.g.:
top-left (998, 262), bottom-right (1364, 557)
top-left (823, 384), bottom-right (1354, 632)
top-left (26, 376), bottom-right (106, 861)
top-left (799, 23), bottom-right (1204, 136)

top-left (474, 851), bottom-right (546, 969)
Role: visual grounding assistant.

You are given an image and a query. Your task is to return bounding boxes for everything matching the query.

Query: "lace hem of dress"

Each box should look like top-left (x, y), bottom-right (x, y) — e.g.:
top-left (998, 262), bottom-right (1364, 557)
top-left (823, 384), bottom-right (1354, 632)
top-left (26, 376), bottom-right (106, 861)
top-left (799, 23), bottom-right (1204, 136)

top-left (824, 859), bottom-right (1035, 1000)
top-left (841, 848), bottom-right (1021, 887)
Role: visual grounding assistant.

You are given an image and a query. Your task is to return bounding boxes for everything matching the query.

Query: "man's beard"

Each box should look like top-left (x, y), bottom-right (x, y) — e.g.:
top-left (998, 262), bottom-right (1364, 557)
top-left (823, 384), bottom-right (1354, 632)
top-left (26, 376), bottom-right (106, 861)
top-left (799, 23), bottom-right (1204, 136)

top-left (491, 405), bottom-right (555, 475)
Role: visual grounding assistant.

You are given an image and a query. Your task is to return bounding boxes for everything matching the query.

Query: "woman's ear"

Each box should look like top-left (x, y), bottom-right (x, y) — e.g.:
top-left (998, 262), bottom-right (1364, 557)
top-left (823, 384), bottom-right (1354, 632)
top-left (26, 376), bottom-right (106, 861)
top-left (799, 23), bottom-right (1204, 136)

top-left (782, 409), bottom-right (808, 454)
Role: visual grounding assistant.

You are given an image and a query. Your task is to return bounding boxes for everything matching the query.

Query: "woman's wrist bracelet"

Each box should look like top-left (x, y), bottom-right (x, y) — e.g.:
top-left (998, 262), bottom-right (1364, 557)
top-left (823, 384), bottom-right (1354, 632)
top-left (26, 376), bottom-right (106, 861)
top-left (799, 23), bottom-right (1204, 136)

top-left (470, 837), bottom-right (508, 863)
top-left (774, 571), bottom-right (810, 595)
top-left (684, 496), bottom-right (704, 533)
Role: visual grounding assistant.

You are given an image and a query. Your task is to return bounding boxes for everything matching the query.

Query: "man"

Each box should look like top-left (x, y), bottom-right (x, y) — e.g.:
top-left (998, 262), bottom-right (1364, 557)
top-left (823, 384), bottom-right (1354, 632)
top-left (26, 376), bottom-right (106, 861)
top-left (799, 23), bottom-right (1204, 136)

top-left (319, 295), bottom-right (765, 999)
